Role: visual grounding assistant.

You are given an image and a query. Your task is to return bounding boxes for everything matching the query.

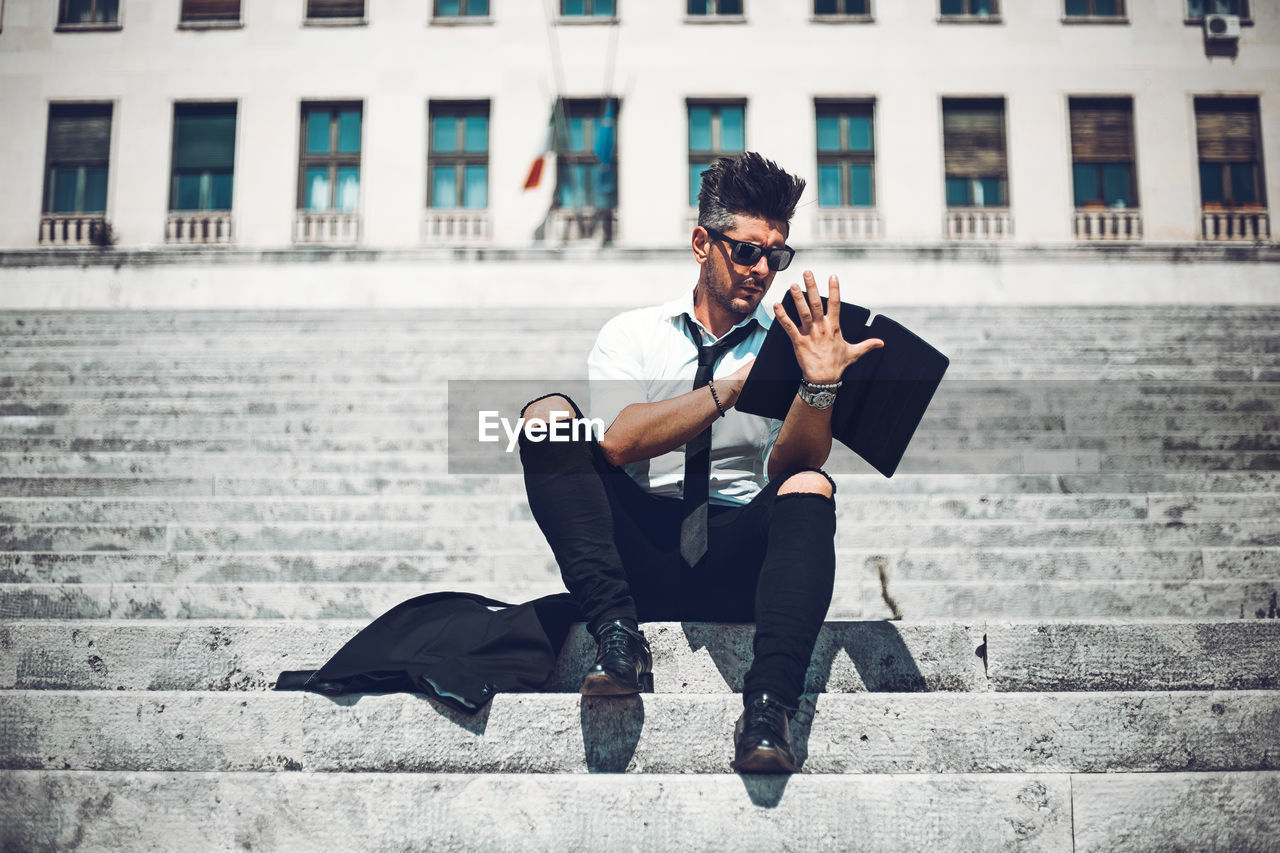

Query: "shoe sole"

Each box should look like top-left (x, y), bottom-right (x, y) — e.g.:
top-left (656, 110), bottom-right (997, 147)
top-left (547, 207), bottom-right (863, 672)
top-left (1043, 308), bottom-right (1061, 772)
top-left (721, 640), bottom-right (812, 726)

top-left (731, 747), bottom-right (800, 775)
top-left (579, 671), bottom-right (654, 696)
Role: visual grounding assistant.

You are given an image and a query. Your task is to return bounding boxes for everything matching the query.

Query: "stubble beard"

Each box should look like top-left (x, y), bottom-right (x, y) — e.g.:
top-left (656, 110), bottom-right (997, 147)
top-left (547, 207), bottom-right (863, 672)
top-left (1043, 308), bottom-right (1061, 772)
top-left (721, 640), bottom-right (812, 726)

top-left (705, 267), bottom-right (764, 320)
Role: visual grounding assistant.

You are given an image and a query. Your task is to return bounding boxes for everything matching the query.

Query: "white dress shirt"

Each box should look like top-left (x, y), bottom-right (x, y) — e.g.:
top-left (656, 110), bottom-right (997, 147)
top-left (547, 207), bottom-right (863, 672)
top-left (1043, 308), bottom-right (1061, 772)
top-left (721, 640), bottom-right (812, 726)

top-left (587, 289), bottom-right (783, 506)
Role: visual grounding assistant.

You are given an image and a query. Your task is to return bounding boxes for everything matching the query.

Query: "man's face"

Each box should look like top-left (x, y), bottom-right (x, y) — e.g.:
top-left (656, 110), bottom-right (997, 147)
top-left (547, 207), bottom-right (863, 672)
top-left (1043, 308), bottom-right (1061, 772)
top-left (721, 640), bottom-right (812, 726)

top-left (695, 214), bottom-right (789, 319)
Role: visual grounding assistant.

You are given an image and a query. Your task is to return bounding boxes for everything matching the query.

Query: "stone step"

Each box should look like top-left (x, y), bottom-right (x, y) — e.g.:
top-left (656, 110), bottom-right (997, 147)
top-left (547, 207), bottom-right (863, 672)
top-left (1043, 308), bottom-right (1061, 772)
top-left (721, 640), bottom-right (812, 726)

top-left (6, 352), bottom-right (1275, 374)
top-left (2, 579), bottom-right (1277, 621)
top-left (3, 769), bottom-right (1277, 853)
top-left (4, 471), bottom-right (1280, 498)
top-left (3, 518), bottom-right (1275, 552)
top-left (3, 547), bottom-right (1274, 584)
top-left (3, 620), bottom-right (1276, 694)
top-left (5, 327), bottom-right (1276, 348)
top-left (7, 326), bottom-right (1275, 345)
top-left (4, 356), bottom-right (1257, 374)
top-left (3, 349), bottom-right (1275, 366)
top-left (2, 690), bottom-right (1277, 774)
top-left (5, 417), bottom-right (1277, 445)
top-left (0, 520), bottom-right (1274, 558)
top-left (8, 325), bottom-right (1261, 344)
top-left (4, 434), bottom-right (1275, 456)
top-left (4, 450), bottom-right (1280, 476)
top-left (3, 493), bottom-right (1275, 524)
top-left (7, 381), bottom-right (1277, 402)
top-left (4, 363), bottom-right (1270, 382)
top-left (5, 407), bottom-right (1280, 435)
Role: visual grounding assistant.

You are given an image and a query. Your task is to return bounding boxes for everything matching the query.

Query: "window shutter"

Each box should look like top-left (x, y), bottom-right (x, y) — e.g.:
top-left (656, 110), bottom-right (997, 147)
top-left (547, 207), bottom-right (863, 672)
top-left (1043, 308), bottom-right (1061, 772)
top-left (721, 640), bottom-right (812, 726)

top-left (181, 0), bottom-right (241, 21)
top-left (943, 101), bottom-right (1006, 177)
top-left (47, 104), bottom-right (112, 164)
top-left (1196, 99), bottom-right (1260, 161)
top-left (1070, 99), bottom-right (1134, 162)
top-left (307, 0), bottom-right (366, 17)
top-left (174, 106), bottom-right (237, 170)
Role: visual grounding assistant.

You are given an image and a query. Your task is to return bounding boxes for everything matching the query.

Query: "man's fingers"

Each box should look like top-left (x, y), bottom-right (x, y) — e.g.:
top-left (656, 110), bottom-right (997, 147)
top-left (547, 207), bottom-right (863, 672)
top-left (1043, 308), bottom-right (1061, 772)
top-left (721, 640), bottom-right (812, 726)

top-left (803, 270), bottom-right (824, 317)
top-left (848, 337), bottom-right (885, 362)
top-left (772, 302), bottom-right (802, 341)
top-left (789, 284), bottom-right (813, 331)
top-left (828, 275), bottom-right (841, 323)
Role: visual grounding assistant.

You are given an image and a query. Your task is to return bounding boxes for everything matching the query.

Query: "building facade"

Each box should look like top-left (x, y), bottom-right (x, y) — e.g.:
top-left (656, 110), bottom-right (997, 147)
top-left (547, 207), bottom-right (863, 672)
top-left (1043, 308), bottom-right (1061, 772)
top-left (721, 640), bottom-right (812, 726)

top-left (0, 0), bottom-right (1276, 255)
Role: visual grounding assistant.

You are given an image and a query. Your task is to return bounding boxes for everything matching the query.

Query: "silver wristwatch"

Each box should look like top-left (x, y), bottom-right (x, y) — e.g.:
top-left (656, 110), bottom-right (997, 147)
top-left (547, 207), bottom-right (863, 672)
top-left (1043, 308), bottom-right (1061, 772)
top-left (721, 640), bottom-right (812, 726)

top-left (797, 379), bottom-right (841, 410)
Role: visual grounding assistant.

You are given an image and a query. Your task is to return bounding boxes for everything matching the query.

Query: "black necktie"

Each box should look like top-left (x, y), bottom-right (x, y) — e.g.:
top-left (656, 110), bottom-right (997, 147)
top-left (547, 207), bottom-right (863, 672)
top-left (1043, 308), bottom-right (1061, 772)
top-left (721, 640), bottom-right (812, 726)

top-left (680, 314), bottom-right (756, 568)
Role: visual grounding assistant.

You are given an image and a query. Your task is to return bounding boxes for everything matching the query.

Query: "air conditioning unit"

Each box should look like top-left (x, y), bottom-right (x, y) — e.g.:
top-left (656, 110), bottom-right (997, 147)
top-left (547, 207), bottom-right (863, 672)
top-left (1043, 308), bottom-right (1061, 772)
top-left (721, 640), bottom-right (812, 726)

top-left (1204, 13), bottom-right (1241, 40)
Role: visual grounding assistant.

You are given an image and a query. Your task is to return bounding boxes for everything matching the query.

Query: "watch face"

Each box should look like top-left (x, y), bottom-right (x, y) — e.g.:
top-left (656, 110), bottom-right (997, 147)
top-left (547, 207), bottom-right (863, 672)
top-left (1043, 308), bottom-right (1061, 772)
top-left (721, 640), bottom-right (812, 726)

top-left (800, 387), bottom-right (837, 409)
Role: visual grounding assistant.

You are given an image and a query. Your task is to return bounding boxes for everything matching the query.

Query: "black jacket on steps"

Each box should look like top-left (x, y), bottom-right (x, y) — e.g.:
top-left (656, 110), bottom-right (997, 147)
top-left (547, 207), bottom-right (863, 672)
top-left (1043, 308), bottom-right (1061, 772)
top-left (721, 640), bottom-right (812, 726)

top-left (275, 591), bottom-right (581, 714)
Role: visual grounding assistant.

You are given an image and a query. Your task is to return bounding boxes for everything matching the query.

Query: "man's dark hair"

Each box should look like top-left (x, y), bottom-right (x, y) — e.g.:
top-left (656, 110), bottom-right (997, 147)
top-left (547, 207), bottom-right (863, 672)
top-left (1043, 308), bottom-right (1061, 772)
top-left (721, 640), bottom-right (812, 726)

top-left (697, 152), bottom-right (806, 233)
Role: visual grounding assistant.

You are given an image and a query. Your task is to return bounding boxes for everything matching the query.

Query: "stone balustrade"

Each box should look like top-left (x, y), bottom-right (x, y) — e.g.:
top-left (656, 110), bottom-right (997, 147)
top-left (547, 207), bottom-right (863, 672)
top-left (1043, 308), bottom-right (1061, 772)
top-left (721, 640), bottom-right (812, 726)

top-left (946, 208), bottom-right (1013, 240)
top-left (547, 208), bottom-right (617, 244)
top-left (38, 214), bottom-right (109, 247)
top-left (294, 211), bottom-right (361, 245)
top-left (816, 208), bottom-right (883, 242)
top-left (422, 210), bottom-right (491, 244)
top-left (1074, 209), bottom-right (1142, 241)
top-left (166, 212), bottom-right (233, 244)
top-left (1201, 209), bottom-right (1271, 242)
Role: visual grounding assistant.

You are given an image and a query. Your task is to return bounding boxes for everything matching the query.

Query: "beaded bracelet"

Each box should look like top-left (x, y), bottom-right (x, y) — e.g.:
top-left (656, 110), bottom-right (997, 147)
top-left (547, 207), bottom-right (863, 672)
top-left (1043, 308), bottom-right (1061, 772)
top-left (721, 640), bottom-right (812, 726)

top-left (708, 379), bottom-right (727, 417)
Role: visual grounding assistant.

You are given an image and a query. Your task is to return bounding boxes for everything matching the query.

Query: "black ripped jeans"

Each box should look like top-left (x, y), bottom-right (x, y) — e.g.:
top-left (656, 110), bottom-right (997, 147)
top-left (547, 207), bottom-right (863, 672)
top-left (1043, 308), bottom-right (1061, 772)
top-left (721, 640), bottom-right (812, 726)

top-left (519, 395), bottom-right (837, 707)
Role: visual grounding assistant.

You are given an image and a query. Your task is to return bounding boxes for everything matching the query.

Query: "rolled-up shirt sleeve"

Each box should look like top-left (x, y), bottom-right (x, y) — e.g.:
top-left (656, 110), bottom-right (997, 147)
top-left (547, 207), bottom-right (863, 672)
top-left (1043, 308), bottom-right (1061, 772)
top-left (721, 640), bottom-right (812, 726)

top-left (587, 313), bottom-right (648, 434)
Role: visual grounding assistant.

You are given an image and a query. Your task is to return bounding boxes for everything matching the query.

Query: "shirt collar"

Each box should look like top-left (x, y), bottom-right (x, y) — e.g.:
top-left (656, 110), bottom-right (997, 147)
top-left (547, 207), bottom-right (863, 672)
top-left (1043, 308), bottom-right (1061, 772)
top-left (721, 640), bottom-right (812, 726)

top-left (661, 287), bottom-right (776, 341)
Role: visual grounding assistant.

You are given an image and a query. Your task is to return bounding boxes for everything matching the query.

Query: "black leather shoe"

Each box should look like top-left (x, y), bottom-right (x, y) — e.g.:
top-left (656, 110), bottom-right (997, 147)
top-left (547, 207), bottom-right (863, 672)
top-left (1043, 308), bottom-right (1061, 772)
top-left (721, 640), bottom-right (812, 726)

top-left (579, 619), bottom-right (653, 696)
top-left (731, 693), bottom-right (800, 774)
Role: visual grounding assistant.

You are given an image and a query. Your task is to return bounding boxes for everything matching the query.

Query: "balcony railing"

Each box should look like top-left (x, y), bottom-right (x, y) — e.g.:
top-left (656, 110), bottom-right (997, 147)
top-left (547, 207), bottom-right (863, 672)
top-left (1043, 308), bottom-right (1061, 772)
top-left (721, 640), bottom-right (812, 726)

top-left (548, 208), bottom-right (617, 244)
top-left (166, 212), bottom-right (233, 244)
top-left (294, 211), bottom-right (361, 245)
top-left (1201, 209), bottom-right (1271, 242)
top-left (816, 208), bottom-right (883, 241)
top-left (1074, 209), bottom-right (1142, 241)
top-left (422, 210), bottom-right (491, 244)
top-left (945, 208), bottom-right (1013, 240)
top-left (39, 214), bottom-right (110, 247)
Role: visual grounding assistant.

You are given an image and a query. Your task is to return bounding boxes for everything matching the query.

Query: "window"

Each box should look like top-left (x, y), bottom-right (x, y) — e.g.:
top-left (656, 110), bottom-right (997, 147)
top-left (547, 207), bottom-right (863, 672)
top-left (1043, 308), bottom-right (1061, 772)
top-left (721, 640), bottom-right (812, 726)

top-left (1064, 0), bottom-right (1124, 17)
top-left (170, 103), bottom-right (236, 212)
top-left (305, 0), bottom-right (365, 20)
top-left (814, 0), bottom-right (869, 15)
top-left (553, 98), bottom-right (618, 210)
top-left (560, 0), bottom-right (615, 15)
top-left (58, 0), bottom-right (119, 25)
top-left (298, 103), bottom-right (362, 211)
top-left (816, 102), bottom-right (875, 208)
top-left (688, 0), bottom-right (743, 15)
top-left (180, 0), bottom-right (241, 23)
top-left (688, 101), bottom-right (745, 207)
top-left (942, 98), bottom-right (1007, 207)
top-left (1068, 98), bottom-right (1136, 209)
top-left (434, 0), bottom-right (489, 16)
top-left (1186, 0), bottom-right (1248, 18)
top-left (43, 104), bottom-right (111, 214)
top-left (428, 102), bottom-right (489, 210)
top-left (1195, 97), bottom-right (1265, 209)
top-left (939, 0), bottom-right (998, 17)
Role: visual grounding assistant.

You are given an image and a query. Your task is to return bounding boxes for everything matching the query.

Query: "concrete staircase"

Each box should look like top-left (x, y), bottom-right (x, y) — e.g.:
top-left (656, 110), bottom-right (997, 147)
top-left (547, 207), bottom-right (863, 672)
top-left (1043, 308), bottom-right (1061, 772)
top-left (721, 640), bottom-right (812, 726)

top-left (2, 306), bottom-right (1278, 850)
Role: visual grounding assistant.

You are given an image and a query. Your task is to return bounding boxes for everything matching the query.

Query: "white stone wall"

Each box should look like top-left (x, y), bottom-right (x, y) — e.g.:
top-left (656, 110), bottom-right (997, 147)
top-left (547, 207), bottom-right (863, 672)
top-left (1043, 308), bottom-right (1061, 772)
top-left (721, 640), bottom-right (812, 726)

top-left (1, 246), bottom-right (1277, 309)
top-left (0, 0), bottom-right (1277, 250)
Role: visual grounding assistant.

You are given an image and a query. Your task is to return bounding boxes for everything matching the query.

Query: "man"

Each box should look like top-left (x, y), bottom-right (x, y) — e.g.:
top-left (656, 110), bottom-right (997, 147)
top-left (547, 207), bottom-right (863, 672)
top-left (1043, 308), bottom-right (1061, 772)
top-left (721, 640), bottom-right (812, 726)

top-left (519, 152), bottom-right (883, 773)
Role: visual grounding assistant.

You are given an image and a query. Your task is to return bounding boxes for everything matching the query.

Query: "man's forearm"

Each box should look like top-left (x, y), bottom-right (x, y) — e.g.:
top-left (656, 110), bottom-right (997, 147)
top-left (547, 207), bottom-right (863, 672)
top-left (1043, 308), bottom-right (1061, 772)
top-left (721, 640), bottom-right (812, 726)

top-left (599, 384), bottom-right (729, 467)
top-left (767, 395), bottom-right (834, 479)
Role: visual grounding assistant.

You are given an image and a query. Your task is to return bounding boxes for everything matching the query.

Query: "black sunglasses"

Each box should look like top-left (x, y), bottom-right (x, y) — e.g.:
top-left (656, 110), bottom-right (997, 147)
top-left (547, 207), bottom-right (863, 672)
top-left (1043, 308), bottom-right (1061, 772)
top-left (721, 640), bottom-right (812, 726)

top-left (704, 227), bottom-right (795, 272)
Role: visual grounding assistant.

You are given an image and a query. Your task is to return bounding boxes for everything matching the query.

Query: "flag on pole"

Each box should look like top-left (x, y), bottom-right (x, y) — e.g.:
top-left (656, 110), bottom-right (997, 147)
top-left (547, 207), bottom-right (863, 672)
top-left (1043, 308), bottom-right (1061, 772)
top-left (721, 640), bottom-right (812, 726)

top-left (524, 106), bottom-right (557, 191)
